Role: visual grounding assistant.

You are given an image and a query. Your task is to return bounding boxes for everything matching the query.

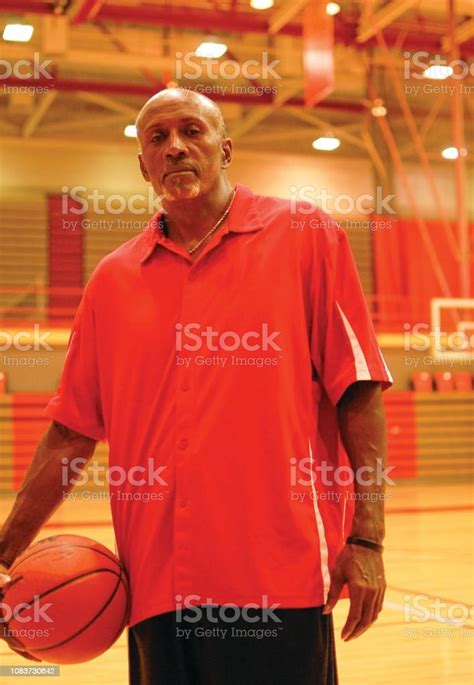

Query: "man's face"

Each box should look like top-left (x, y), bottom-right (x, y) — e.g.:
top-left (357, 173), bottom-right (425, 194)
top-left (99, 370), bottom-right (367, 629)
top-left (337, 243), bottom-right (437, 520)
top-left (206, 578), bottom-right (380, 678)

top-left (137, 95), bottom-right (232, 203)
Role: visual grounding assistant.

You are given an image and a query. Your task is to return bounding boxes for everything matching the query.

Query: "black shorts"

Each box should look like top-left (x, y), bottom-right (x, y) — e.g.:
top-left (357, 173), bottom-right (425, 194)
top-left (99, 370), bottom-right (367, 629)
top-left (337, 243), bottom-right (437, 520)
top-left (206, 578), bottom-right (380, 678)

top-left (128, 606), bottom-right (338, 685)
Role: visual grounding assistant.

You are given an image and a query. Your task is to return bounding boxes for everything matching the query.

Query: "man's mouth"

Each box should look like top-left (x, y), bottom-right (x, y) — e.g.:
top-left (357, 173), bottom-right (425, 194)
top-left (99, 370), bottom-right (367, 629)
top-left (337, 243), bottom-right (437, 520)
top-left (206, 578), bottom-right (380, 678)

top-left (163, 168), bottom-right (196, 179)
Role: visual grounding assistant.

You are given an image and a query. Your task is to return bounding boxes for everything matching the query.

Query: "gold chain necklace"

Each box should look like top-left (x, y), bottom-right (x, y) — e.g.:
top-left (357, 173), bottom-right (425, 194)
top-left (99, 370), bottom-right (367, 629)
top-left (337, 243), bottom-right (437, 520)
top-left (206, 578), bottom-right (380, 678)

top-left (187, 188), bottom-right (236, 255)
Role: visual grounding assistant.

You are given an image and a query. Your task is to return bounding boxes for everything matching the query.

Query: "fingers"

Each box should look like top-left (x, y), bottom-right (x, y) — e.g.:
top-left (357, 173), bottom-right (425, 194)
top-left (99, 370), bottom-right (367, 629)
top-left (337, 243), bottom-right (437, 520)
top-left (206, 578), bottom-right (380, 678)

top-left (326, 546), bottom-right (386, 639)
top-left (341, 585), bottom-right (365, 640)
top-left (342, 587), bottom-right (378, 641)
top-left (375, 580), bottom-right (386, 616)
top-left (0, 571), bottom-right (12, 588)
top-left (0, 566), bottom-right (40, 662)
top-left (2, 634), bottom-right (42, 662)
top-left (322, 569), bottom-right (345, 615)
top-left (10, 647), bottom-right (42, 663)
top-left (342, 578), bottom-right (386, 641)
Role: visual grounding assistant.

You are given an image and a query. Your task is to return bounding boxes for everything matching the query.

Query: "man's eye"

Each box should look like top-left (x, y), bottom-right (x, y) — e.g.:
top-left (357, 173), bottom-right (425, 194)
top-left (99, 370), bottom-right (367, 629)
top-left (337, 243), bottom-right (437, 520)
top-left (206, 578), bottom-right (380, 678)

top-left (151, 132), bottom-right (166, 142)
top-left (186, 128), bottom-right (200, 136)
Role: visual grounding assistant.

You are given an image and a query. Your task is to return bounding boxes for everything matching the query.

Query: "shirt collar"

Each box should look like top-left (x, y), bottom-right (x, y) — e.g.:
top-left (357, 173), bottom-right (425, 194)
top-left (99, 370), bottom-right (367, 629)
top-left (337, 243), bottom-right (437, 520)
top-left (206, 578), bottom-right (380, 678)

top-left (139, 183), bottom-right (264, 263)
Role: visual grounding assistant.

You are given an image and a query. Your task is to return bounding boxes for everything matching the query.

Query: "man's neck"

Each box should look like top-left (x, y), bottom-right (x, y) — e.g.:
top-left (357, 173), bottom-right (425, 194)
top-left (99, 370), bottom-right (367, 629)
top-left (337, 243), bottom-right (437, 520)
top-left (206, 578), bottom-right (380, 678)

top-left (163, 179), bottom-right (234, 248)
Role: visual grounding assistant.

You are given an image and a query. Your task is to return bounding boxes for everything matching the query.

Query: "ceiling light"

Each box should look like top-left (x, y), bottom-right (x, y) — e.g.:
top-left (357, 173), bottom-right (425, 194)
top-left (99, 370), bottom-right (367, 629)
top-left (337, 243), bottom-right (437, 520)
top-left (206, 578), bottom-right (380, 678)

top-left (3, 24), bottom-right (34, 42)
top-left (423, 65), bottom-right (453, 80)
top-left (250, 0), bottom-right (274, 9)
top-left (312, 136), bottom-right (341, 151)
top-left (196, 41), bottom-right (227, 59)
top-left (441, 146), bottom-right (467, 160)
top-left (371, 99), bottom-right (387, 117)
top-left (326, 3), bottom-right (341, 15)
top-left (124, 125), bottom-right (137, 138)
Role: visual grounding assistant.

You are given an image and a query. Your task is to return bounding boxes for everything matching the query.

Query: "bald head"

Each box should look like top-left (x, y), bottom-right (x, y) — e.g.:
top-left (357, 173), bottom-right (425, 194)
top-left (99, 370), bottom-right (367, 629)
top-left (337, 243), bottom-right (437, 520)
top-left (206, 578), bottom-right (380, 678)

top-left (136, 88), bottom-right (226, 144)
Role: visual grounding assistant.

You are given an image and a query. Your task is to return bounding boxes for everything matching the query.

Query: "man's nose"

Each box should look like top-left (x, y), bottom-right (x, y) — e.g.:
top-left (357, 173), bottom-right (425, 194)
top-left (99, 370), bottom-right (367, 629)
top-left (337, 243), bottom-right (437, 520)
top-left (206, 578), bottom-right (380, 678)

top-left (165, 132), bottom-right (187, 158)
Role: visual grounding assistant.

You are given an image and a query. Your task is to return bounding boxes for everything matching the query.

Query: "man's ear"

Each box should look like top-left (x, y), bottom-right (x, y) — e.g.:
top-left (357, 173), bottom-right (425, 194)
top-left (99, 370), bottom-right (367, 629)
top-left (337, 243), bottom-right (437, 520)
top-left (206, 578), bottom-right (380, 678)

top-left (138, 153), bottom-right (150, 182)
top-left (221, 137), bottom-right (233, 169)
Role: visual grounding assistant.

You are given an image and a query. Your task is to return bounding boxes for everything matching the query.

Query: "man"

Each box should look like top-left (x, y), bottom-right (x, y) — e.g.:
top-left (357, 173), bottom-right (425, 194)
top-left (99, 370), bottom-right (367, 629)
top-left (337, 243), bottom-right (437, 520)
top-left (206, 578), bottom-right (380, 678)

top-left (0, 88), bottom-right (393, 684)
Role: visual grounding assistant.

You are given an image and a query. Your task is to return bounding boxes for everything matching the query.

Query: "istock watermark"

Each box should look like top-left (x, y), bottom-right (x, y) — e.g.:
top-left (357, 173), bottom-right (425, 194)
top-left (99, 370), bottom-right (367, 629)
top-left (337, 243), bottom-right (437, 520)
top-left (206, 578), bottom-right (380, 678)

top-left (0, 53), bottom-right (53, 80)
top-left (403, 594), bottom-right (474, 626)
top-left (176, 595), bottom-right (282, 623)
top-left (403, 82), bottom-right (473, 97)
top-left (1, 325), bottom-right (53, 368)
top-left (186, 83), bottom-right (277, 97)
top-left (61, 458), bottom-right (169, 503)
top-left (175, 323), bottom-right (282, 369)
top-left (404, 323), bottom-right (474, 354)
top-left (61, 186), bottom-right (165, 221)
top-left (0, 325), bottom-right (52, 353)
top-left (174, 595), bottom-right (282, 639)
top-left (0, 323), bottom-right (53, 368)
top-left (403, 625), bottom-right (474, 639)
top-left (175, 51), bottom-right (282, 81)
top-left (289, 457), bottom-right (396, 488)
top-left (175, 323), bottom-right (281, 352)
top-left (403, 322), bottom-right (474, 367)
top-left (61, 457), bottom-right (168, 487)
top-left (1, 53), bottom-right (54, 95)
top-left (403, 51), bottom-right (474, 80)
top-left (288, 185), bottom-right (396, 219)
top-left (0, 596), bottom-right (53, 625)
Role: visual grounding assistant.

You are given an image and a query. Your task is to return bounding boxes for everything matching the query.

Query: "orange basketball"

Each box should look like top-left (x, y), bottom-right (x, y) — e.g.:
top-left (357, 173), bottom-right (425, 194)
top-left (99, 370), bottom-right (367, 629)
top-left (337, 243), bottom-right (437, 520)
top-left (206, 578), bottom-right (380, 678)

top-left (1, 534), bottom-right (130, 664)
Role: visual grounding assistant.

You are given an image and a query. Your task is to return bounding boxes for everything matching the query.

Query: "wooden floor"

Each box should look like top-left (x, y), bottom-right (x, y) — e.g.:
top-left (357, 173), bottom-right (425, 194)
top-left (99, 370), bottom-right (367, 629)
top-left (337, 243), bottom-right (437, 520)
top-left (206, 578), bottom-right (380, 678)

top-left (1, 482), bottom-right (473, 684)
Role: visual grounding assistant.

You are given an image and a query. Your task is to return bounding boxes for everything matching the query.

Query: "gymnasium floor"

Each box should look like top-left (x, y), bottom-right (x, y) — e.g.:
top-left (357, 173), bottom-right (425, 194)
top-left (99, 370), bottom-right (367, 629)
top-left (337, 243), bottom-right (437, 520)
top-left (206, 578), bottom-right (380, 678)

top-left (1, 482), bottom-right (473, 684)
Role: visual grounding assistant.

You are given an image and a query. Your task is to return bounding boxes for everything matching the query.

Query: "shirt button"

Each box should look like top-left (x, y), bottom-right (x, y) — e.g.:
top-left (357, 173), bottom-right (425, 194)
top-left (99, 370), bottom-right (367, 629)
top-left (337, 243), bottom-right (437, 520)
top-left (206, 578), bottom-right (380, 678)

top-left (178, 439), bottom-right (189, 450)
top-left (188, 272), bottom-right (197, 281)
top-left (179, 498), bottom-right (187, 508)
top-left (181, 383), bottom-right (190, 392)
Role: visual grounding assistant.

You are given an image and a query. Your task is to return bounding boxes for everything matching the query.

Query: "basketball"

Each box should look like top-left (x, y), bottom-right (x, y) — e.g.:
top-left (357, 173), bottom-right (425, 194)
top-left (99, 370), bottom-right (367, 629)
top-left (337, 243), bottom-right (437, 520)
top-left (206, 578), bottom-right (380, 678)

top-left (1, 534), bottom-right (130, 664)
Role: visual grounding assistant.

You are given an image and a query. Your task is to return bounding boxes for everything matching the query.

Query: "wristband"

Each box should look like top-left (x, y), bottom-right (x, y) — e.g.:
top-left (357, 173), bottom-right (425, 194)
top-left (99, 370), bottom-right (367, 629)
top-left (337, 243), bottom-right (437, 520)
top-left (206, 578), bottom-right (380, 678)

top-left (346, 536), bottom-right (384, 553)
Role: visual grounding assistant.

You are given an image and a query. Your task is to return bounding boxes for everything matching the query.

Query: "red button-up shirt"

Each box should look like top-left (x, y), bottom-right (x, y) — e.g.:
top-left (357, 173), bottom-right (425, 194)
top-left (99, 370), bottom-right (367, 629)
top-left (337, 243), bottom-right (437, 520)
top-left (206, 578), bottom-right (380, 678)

top-left (45, 184), bottom-right (393, 627)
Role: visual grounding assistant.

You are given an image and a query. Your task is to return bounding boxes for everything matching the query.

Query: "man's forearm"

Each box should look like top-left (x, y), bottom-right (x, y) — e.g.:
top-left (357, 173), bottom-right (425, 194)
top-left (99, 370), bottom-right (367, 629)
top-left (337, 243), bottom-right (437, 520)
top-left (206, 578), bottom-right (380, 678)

top-left (0, 421), bottom-right (96, 565)
top-left (337, 381), bottom-right (388, 544)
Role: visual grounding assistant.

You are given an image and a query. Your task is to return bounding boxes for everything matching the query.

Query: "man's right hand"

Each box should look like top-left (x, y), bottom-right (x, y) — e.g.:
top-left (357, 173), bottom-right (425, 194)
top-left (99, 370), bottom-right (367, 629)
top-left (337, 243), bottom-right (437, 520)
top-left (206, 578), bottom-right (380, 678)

top-left (0, 562), bottom-right (42, 662)
top-left (0, 421), bottom-right (96, 663)
top-left (0, 562), bottom-right (11, 588)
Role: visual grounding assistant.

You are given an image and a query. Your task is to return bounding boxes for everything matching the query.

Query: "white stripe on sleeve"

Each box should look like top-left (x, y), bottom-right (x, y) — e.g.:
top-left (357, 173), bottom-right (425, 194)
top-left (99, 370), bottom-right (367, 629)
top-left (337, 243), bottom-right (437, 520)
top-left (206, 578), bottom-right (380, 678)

top-left (336, 301), bottom-right (372, 381)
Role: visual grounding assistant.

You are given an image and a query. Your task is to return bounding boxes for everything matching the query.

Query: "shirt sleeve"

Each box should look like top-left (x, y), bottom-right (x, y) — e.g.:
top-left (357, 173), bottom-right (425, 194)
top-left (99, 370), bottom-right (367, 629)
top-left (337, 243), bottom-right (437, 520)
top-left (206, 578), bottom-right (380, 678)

top-left (44, 283), bottom-right (106, 441)
top-left (310, 223), bottom-right (393, 406)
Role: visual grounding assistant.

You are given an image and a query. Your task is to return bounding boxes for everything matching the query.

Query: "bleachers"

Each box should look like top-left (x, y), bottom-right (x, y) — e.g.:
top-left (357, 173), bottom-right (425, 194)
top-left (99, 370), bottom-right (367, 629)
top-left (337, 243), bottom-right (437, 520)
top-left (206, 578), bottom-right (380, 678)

top-left (411, 370), bottom-right (474, 393)
top-left (344, 224), bottom-right (373, 294)
top-left (0, 393), bottom-right (109, 495)
top-left (0, 194), bottom-right (48, 320)
top-left (414, 394), bottom-right (474, 482)
top-left (83, 208), bottom-right (148, 282)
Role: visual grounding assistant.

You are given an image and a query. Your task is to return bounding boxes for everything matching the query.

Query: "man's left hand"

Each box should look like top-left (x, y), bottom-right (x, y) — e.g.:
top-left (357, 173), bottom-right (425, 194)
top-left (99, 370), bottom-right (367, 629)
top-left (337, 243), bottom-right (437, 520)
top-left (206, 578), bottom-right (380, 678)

top-left (322, 543), bottom-right (386, 641)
